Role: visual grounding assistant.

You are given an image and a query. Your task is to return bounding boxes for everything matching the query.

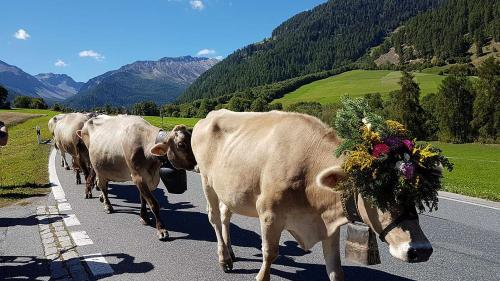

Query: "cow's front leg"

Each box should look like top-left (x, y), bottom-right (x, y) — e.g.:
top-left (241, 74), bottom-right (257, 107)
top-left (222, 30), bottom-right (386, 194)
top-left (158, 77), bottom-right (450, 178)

top-left (134, 176), bottom-right (168, 241)
top-left (256, 208), bottom-right (284, 281)
top-left (139, 194), bottom-right (151, 226)
top-left (201, 175), bottom-right (232, 272)
top-left (322, 230), bottom-right (344, 281)
top-left (220, 202), bottom-right (236, 261)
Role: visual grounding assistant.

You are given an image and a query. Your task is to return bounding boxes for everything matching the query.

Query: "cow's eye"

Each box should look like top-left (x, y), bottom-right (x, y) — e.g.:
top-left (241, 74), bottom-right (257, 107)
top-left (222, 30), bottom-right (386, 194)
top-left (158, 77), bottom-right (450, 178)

top-left (178, 142), bottom-right (187, 149)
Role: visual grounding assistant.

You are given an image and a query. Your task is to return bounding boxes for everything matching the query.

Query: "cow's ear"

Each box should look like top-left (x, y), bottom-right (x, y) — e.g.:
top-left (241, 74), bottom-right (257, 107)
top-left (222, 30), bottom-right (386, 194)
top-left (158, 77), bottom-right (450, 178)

top-left (76, 130), bottom-right (83, 139)
top-left (150, 143), bottom-right (169, 156)
top-left (316, 166), bottom-right (346, 191)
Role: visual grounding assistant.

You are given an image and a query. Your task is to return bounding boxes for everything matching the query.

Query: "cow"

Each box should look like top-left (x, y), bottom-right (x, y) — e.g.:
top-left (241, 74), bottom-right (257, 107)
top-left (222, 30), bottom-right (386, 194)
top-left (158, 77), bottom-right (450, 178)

top-left (191, 109), bottom-right (434, 281)
top-left (52, 113), bottom-right (95, 197)
top-left (48, 114), bottom-right (70, 168)
top-left (77, 115), bottom-right (197, 240)
top-left (0, 120), bottom-right (7, 146)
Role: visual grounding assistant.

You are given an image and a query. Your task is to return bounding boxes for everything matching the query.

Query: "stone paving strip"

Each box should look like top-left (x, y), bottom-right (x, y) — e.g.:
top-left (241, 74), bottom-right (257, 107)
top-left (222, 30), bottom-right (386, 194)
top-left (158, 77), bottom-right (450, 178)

top-left (37, 205), bottom-right (90, 281)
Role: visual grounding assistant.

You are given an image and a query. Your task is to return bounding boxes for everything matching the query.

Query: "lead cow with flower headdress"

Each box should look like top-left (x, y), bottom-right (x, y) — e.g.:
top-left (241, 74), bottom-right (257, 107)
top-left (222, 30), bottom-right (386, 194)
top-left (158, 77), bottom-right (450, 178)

top-left (191, 104), bottom-right (451, 281)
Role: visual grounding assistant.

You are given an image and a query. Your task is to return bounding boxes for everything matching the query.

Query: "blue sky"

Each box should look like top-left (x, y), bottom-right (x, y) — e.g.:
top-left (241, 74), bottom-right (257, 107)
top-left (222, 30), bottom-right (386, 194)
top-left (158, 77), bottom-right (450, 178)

top-left (0, 0), bottom-right (325, 82)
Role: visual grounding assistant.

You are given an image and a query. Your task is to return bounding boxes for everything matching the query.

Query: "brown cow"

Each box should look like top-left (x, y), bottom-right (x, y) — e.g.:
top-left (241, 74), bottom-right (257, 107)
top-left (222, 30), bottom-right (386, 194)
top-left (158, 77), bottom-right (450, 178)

top-left (51, 113), bottom-right (95, 197)
top-left (77, 115), bottom-right (197, 240)
top-left (191, 109), bottom-right (434, 281)
top-left (0, 120), bottom-right (7, 146)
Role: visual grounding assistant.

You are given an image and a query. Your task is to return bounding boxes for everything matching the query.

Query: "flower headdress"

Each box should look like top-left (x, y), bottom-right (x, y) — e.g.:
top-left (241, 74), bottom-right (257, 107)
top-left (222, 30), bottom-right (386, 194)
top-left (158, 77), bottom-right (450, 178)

top-left (334, 97), bottom-right (453, 212)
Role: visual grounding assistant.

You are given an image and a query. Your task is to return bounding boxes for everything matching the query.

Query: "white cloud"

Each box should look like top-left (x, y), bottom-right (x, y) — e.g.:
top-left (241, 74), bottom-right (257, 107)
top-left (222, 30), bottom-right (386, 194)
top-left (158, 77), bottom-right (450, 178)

top-left (214, 55), bottom-right (223, 60)
top-left (14, 29), bottom-right (30, 40)
top-left (54, 59), bottom-right (68, 67)
top-left (197, 48), bottom-right (216, 56)
top-left (190, 0), bottom-right (204, 10)
top-left (79, 50), bottom-right (105, 61)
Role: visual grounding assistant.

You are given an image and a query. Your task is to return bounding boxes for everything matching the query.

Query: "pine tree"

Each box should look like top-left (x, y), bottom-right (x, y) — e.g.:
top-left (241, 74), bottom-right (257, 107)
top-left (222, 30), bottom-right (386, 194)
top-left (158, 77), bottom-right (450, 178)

top-left (435, 75), bottom-right (475, 143)
top-left (384, 71), bottom-right (428, 139)
top-left (471, 57), bottom-right (500, 142)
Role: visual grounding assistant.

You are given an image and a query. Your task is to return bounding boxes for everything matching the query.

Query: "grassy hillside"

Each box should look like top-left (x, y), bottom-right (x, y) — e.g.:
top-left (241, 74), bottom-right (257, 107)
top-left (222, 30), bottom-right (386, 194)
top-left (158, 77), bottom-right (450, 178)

top-left (435, 142), bottom-right (500, 201)
top-left (274, 70), bottom-right (446, 106)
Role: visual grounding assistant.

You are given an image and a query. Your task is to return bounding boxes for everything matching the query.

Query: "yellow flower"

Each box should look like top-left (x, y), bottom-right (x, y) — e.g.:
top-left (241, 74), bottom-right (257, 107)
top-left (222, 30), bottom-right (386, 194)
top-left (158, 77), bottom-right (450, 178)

top-left (385, 120), bottom-right (407, 135)
top-left (413, 144), bottom-right (438, 165)
top-left (361, 126), bottom-right (381, 143)
top-left (344, 148), bottom-right (374, 172)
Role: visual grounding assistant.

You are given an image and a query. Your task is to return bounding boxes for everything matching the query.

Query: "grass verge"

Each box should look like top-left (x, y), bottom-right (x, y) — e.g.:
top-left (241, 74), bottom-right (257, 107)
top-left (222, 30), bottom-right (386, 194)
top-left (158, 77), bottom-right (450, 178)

top-left (0, 108), bottom-right (59, 207)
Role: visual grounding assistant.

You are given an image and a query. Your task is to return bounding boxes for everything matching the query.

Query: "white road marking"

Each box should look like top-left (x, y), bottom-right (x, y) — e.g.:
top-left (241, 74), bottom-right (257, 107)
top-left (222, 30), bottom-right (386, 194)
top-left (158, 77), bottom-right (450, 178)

top-left (70, 231), bottom-right (93, 246)
top-left (58, 202), bottom-right (72, 211)
top-left (49, 149), bottom-right (66, 201)
top-left (63, 214), bottom-right (81, 227)
top-left (82, 253), bottom-right (114, 276)
top-left (438, 196), bottom-right (500, 211)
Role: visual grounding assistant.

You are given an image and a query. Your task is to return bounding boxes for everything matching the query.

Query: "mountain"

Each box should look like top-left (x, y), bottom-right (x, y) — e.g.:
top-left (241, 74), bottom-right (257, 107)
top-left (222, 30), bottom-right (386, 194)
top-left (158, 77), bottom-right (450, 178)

top-left (65, 56), bottom-right (218, 109)
top-left (372, 0), bottom-right (500, 66)
top-left (179, 0), bottom-right (443, 102)
top-left (0, 60), bottom-right (81, 101)
top-left (35, 73), bottom-right (84, 96)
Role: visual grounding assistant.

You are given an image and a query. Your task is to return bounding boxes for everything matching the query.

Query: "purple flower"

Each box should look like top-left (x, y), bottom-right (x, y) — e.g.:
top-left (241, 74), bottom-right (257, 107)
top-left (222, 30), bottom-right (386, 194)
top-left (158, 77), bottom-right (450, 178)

top-left (384, 136), bottom-right (402, 148)
top-left (402, 139), bottom-right (414, 151)
top-left (397, 161), bottom-right (415, 180)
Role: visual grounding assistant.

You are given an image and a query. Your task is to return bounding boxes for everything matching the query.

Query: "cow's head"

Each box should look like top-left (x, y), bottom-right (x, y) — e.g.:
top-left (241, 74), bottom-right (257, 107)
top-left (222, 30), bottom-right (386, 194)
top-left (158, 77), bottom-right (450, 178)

top-left (48, 114), bottom-right (66, 135)
top-left (0, 121), bottom-right (8, 146)
top-left (317, 166), bottom-right (433, 263)
top-left (150, 125), bottom-right (197, 171)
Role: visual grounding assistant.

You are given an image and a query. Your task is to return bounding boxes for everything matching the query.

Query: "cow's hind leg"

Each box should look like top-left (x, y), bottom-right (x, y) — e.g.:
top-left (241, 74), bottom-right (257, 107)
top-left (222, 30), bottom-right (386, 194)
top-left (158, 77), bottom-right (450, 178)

top-left (75, 169), bottom-right (82, 184)
top-left (322, 230), bottom-right (344, 281)
top-left (256, 201), bottom-right (284, 281)
top-left (220, 202), bottom-right (236, 261)
top-left (201, 175), bottom-right (232, 272)
top-left (84, 168), bottom-right (96, 199)
top-left (97, 178), bottom-right (113, 213)
top-left (61, 152), bottom-right (70, 170)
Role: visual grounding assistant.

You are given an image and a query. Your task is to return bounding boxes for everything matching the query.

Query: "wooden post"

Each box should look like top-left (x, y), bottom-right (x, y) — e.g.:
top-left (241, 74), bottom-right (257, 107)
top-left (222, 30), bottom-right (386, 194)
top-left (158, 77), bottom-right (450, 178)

top-left (36, 126), bottom-right (41, 144)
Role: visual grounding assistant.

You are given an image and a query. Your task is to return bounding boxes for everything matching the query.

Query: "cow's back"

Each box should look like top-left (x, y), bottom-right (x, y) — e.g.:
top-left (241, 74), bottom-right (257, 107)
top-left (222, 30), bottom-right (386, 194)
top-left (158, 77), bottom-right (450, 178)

top-left (192, 110), bottom-right (342, 225)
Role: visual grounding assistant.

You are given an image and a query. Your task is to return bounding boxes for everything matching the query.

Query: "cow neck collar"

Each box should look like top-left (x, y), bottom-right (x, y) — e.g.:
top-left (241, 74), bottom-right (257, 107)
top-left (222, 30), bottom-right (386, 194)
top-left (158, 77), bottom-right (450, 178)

top-left (155, 129), bottom-right (170, 163)
top-left (340, 191), bottom-right (363, 224)
top-left (341, 190), bottom-right (419, 243)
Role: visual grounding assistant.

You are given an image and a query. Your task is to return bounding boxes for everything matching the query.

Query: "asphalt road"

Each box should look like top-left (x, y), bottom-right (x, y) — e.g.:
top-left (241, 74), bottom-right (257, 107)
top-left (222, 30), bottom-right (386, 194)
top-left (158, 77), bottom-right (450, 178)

top-left (12, 152), bottom-right (500, 281)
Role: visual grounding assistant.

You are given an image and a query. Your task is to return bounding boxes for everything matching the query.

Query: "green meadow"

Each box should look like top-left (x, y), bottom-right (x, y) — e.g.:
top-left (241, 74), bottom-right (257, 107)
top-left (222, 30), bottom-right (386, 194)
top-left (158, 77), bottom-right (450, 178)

top-left (434, 142), bottom-right (500, 201)
top-left (274, 69), bottom-right (446, 106)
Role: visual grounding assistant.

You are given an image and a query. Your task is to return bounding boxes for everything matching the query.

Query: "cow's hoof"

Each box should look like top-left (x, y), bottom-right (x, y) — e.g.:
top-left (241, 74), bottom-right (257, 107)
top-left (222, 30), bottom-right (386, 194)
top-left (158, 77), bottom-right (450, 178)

top-left (65, 166), bottom-right (70, 170)
top-left (157, 229), bottom-right (170, 241)
top-left (139, 217), bottom-right (150, 226)
top-left (220, 261), bottom-right (233, 273)
top-left (99, 194), bottom-right (104, 203)
top-left (76, 180), bottom-right (81, 185)
top-left (104, 205), bottom-right (114, 214)
top-left (85, 193), bottom-right (92, 199)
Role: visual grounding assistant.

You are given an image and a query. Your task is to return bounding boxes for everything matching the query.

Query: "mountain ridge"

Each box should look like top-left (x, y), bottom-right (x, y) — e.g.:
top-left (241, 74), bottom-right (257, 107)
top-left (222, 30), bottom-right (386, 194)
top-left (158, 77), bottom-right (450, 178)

top-left (65, 56), bottom-right (218, 109)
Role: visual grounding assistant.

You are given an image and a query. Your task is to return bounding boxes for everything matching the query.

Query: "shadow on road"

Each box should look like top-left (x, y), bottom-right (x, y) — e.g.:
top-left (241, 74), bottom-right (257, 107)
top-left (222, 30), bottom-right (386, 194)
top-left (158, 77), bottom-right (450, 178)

top-left (101, 184), bottom-right (415, 281)
top-left (0, 214), bottom-right (63, 228)
top-left (83, 253), bottom-right (154, 279)
top-left (0, 255), bottom-right (50, 280)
